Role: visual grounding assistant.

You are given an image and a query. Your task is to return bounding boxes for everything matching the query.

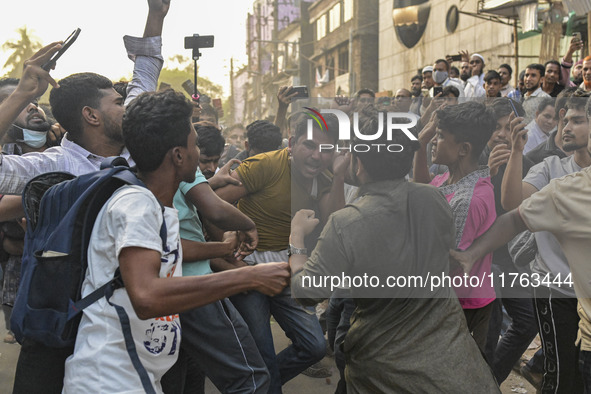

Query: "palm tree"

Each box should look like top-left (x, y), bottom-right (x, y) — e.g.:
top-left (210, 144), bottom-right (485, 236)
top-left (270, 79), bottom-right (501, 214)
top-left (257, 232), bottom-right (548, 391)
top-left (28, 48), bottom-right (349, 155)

top-left (2, 27), bottom-right (42, 78)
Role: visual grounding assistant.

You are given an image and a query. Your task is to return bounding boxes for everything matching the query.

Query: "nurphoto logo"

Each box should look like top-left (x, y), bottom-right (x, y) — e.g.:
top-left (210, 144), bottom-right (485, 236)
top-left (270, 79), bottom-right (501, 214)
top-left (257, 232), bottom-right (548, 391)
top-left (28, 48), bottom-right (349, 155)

top-left (304, 107), bottom-right (419, 153)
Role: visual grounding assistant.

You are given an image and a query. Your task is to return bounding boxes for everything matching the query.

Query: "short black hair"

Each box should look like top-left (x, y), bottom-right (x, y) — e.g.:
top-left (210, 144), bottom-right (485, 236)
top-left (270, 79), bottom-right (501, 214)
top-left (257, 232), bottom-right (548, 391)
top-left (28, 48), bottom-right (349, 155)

top-left (567, 95), bottom-right (590, 113)
top-left (123, 90), bottom-right (193, 172)
top-left (246, 120), bottom-right (282, 153)
top-left (525, 63), bottom-right (545, 77)
top-left (487, 97), bottom-right (525, 119)
top-left (450, 66), bottom-right (460, 76)
top-left (195, 122), bottom-right (225, 156)
top-left (49, 73), bottom-right (113, 139)
top-left (0, 78), bottom-right (20, 102)
top-left (544, 60), bottom-right (560, 70)
top-left (199, 102), bottom-right (218, 123)
top-left (484, 70), bottom-right (501, 84)
top-left (0, 77), bottom-right (19, 89)
top-left (411, 75), bottom-right (423, 83)
top-left (293, 110), bottom-right (339, 143)
top-left (351, 109), bottom-right (420, 181)
top-left (498, 64), bottom-right (512, 76)
top-left (442, 86), bottom-right (460, 97)
top-left (434, 59), bottom-right (450, 71)
top-left (113, 80), bottom-right (129, 101)
top-left (537, 97), bottom-right (555, 114)
top-left (355, 88), bottom-right (375, 98)
top-left (436, 101), bottom-right (496, 160)
top-left (555, 87), bottom-right (579, 119)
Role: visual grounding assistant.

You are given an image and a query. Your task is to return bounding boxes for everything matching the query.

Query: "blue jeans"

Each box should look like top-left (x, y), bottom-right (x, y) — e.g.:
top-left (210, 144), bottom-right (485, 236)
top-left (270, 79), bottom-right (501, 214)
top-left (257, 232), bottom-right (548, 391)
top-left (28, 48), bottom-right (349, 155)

top-left (230, 286), bottom-right (326, 394)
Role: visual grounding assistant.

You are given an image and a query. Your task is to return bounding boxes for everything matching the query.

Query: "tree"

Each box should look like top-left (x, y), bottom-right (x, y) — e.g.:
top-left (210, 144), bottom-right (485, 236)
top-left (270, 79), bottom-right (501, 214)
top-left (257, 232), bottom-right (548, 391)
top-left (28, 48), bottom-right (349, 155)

top-left (2, 27), bottom-right (42, 78)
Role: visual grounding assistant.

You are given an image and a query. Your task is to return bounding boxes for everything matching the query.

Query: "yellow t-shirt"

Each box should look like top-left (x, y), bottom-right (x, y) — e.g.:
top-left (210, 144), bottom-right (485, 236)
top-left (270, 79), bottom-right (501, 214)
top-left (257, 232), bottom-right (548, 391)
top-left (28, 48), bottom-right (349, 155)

top-left (235, 148), bottom-right (332, 251)
top-left (519, 166), bottom-right (591, 350)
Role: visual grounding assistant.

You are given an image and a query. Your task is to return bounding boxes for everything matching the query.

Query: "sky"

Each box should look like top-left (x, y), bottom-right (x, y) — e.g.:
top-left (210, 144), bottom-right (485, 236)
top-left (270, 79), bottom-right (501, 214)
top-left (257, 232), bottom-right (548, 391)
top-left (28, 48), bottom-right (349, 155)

top-left (0, 0), bottom-right (253, 97)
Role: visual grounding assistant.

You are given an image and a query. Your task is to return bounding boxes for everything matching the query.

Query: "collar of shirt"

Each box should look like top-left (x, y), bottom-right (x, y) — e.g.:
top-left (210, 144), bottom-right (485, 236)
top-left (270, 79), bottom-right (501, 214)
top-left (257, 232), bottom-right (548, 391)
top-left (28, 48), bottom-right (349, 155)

top-left (526, 87), bottom-right (544, 98)
top-left (61, 133), bottom-right (132, 162)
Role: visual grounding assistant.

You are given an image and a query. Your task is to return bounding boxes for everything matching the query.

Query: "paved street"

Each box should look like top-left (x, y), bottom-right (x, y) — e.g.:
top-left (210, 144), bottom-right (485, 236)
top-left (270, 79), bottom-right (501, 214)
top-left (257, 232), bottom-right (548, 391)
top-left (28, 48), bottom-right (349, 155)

top-left (1, 309), bottom-right (537, 393)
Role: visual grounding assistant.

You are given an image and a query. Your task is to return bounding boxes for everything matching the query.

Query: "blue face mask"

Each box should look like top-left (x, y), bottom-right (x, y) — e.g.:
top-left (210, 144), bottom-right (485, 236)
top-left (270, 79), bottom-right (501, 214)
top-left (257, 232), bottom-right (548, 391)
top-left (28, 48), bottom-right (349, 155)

top-left (13, 125), bottom-right (47, 149)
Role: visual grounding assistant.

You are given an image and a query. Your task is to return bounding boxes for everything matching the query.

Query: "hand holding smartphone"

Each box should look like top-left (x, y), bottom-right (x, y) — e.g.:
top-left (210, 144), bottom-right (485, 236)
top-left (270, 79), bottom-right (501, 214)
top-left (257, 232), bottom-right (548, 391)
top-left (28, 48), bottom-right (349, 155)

top-left (42, 28), bottom-right (81, 71)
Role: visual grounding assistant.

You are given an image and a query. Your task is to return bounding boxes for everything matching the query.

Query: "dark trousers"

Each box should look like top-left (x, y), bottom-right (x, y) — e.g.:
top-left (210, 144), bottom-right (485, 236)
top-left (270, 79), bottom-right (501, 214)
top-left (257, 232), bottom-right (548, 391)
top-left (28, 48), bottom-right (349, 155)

top-left (579, 350), bottom-right (591, 394)
top-left (162, 298), bottom-right (269, 394)
top-left (485, 297), bottom-right (538, 383)
top-left (13, 340), bottom-right (74, 394)
top-left (463, 302), bottom-right (494, 353)
top-left (230, 287), bottom-right (326, 394)
top-left (325, 290), bottom-right (355, 394)
top-left (533, 286), bottom-right (582, 394)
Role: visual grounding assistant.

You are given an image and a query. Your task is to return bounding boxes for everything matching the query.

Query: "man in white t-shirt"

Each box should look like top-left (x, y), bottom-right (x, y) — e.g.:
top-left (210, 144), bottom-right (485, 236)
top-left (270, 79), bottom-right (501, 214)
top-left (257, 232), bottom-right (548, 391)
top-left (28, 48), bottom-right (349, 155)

top-left (62, 89), bottom-right (290, 394)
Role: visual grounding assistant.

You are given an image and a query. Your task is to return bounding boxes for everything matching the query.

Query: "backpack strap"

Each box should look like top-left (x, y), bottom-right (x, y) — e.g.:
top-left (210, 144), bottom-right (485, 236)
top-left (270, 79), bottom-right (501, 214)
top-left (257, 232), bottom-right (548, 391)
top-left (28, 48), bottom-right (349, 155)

top-left (104, 270), bottom-right (156, 394)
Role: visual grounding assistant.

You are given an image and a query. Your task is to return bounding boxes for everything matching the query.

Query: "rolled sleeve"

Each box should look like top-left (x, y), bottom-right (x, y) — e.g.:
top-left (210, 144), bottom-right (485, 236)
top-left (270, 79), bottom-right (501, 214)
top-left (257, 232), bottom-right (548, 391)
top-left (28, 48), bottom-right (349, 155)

top-left (519, 181), bottom-right (564, 234)
top-left (123, 35), bottom-right (164, 106)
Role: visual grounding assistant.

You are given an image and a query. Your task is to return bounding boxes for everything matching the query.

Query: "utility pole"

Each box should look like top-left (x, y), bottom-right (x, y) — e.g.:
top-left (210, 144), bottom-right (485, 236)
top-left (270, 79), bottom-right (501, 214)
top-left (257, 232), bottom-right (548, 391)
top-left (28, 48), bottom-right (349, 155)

top-left (229, 57), bottom-right (235, 124)
top-left (257, 2), bottom-right (263, 119)
top-left (273, 0), bottom-right (279, 76)
top-left (247, 12), bottom-right (252, 122)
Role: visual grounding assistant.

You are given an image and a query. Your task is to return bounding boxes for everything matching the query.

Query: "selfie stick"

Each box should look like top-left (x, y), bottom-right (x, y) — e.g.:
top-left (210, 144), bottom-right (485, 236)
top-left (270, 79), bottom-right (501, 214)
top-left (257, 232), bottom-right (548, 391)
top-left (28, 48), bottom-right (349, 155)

top-left (190, 35), bottom-right (202, 102)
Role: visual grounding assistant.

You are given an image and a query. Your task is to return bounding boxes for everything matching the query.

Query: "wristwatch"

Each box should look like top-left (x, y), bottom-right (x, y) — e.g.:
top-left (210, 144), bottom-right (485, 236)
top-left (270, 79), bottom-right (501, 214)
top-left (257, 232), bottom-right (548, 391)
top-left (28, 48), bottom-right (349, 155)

top-left (288, 244), bottom-right (307, 257)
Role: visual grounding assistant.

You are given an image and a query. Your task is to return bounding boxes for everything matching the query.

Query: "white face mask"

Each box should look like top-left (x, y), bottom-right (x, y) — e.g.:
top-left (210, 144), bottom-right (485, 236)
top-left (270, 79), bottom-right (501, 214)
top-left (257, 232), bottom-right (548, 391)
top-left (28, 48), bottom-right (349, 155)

top-left (12, 125), bottom-right (47, 149)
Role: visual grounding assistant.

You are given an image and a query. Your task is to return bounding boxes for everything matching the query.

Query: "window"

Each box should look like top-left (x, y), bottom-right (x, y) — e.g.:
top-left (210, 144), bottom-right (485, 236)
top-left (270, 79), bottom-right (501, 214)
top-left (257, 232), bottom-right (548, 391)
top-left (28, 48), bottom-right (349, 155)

top-left (316, 15), bottom-right (327, 40)
top-left (329, 4), bottom-right (341, 32)
top-left (337, 45), bottom-right (349, 75)
top-left (327, 55), bottom-right (335, 81)
top-left (343, 0), bottom-right (353, 22)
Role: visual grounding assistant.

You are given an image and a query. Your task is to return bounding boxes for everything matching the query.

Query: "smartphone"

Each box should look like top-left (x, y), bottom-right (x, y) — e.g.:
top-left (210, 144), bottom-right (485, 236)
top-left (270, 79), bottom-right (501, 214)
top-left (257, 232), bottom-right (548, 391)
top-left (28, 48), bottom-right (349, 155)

top-left (42, 28), bottom-right (81, 71)
top-left (508, 99), bottom-right (526, 140)
top-left (290, 86), bottom-right (309, 99)
top-left (573, 32), bottom-right (582, 43)
top-left (433, 86), bottom-right (443, 96)
top-left (450, 54), bottom-right (462, 62)
top-left (158, 82), bottom-right (171, 91)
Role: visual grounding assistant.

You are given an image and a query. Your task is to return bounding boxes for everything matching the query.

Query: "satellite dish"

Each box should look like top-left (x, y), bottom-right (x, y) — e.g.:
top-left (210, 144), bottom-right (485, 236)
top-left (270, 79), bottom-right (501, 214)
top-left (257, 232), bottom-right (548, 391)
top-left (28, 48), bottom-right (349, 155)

top-left (446, 5), bottom-right (459, 33)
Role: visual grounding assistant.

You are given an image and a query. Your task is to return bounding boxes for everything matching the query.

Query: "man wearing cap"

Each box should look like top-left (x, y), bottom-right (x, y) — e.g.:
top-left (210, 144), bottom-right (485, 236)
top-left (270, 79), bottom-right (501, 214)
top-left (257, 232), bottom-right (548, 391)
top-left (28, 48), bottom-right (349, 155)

top-left (422, 66), bottom-right (434, 92)
top-left (464, 53), bottom-right (486, 98)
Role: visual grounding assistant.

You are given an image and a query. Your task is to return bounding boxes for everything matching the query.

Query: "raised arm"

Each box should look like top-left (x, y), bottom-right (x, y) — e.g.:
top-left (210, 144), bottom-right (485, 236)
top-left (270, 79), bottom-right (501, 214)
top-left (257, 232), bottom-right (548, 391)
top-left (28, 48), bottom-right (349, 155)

top-left (0, 43), bottom-right (61, 138)
top-left (318, 152), bottom-right (348, 223)
top-left (413, 111), bottom-right (438, 183)
top-left (561, 37), bottom-right (584, 87)
top-left (500, 114), bottom-right (538, 210)
top-left (275, 86), bottom-right (297, 135)
top-left (123, 0), bottom-right (170, 105)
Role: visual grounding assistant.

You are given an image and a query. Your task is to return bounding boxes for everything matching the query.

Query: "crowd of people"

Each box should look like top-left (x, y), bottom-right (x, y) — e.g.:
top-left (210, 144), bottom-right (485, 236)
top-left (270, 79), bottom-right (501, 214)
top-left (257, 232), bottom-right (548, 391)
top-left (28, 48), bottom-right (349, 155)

top-left (1, 1), bottom-right (591, 393)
